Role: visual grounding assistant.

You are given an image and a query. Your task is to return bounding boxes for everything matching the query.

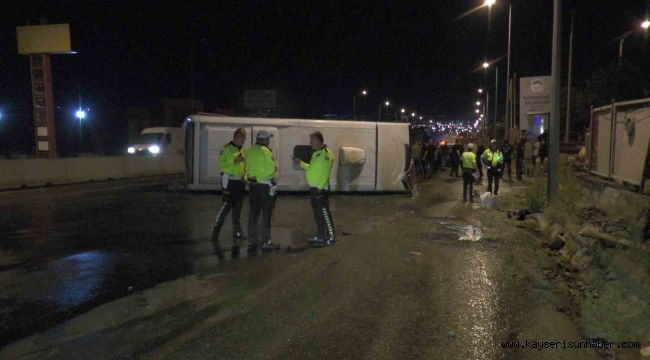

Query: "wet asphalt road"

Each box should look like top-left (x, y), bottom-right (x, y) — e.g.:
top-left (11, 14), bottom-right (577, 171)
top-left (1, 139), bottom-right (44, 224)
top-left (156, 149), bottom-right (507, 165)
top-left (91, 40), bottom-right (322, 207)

top-left (0, 174), bottom-right (602, 359)
top-left (0, 175), bottom-right (197, 346)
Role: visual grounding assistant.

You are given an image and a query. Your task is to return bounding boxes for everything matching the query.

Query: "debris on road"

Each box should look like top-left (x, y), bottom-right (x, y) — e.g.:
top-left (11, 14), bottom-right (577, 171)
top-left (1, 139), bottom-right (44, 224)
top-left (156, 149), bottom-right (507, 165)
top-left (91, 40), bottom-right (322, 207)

top-left (579, 225), bottom-right (649, 252)
top-left (480, 192), bottom-right (498, 210)
top-left (548, 237), bottom-right (565, 250)
top-left (441, 222), bottom-right (483, 242)
top-left (409, 251), bottom-right (422, 256)
top-left (516, 209), bottom-right (532, 221)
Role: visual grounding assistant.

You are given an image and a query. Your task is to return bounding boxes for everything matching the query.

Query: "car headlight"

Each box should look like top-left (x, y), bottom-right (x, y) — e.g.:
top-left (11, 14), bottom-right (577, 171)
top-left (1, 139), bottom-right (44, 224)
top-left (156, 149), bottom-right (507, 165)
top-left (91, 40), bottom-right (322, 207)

top-left (148, 145), bottom-right (160, 154)
top-left (128, 147), bottom-right (135, 154)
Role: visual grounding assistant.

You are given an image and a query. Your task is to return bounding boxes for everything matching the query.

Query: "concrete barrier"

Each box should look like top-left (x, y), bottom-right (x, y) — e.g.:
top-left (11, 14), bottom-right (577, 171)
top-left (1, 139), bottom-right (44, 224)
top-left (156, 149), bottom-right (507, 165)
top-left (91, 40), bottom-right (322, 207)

top-left (0, 155), bottom-right (184, 190)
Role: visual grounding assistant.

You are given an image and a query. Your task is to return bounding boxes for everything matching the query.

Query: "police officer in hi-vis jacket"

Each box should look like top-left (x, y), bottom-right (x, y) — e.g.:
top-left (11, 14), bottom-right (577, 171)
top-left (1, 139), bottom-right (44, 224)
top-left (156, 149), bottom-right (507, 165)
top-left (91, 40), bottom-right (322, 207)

top-left (211, 128), bottom-right (247, 259)
top-left (292, 131), bottom-right (335, 247)
top-left (245, 130), bottom-right (278, 254)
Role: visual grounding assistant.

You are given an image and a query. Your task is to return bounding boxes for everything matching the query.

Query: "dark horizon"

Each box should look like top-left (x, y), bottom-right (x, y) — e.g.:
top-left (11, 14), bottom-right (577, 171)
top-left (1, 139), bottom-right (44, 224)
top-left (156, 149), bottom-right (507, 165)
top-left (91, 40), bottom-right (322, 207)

top-left (1, 0), bottom-right (649, 153)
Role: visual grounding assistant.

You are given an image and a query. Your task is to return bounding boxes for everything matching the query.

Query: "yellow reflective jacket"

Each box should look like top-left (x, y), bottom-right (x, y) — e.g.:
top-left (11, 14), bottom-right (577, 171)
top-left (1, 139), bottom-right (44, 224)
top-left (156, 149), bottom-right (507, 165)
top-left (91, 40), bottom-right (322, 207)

top-left (299, 145), bottom-right (334, 190)
top-left (481, 149), bottom-right (504, 168)
top-left (218, 141), bottom-right (245, 177)
top-left (462, 151), bottom-right (477, 170)
top-left (245, 143), bottom-right (276, 181)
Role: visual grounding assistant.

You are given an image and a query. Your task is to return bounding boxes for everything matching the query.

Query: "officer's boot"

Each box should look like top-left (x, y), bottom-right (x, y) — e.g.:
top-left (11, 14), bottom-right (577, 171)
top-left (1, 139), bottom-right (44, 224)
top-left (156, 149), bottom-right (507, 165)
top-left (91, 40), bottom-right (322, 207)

top-left (231, 231), bottom-right (242, 258)
top-left (211, 226), bottom-right (224, 261)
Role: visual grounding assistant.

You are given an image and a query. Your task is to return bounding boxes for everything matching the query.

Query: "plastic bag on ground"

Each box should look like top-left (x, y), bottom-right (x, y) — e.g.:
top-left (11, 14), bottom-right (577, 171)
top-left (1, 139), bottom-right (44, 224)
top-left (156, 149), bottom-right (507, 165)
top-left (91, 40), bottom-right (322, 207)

top-left (441, 222), bottom-right (483, 242)
top-left (480, 192), bottom-right (498, 209)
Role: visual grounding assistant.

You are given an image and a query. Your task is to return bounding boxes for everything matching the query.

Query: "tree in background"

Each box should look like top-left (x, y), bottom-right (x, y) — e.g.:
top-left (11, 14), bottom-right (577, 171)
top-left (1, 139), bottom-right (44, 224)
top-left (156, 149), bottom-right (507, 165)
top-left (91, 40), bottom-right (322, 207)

top-left (585, 60), bottom-right (650, 107)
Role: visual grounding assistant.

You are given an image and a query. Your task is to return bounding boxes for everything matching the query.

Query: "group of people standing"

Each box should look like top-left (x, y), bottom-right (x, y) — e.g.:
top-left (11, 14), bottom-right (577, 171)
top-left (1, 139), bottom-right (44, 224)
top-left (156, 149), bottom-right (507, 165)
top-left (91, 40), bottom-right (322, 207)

top-left (410, 134), bottom-right (550, 202)
top-left (210, 128), bottom-right (335, 259)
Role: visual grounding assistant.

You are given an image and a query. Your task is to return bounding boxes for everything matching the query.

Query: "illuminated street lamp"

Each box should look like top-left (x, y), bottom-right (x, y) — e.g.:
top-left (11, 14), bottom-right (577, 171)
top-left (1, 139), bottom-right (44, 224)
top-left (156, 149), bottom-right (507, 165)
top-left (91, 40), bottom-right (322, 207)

top-left (401, 108), bottom-right (406, 113)
top-left (411, 112), bottom-right (416, 117)
top-left (476, 101), bottom-right (481, 106)
top-left (484, 0), bottom-right (496, 7)
top-left (482, 62), bottom-right (490, 69)
top-left (478, 88), bottom-right (483, 94)
top-left (75, 109), bottom-right (87, 120)
top-left (475, 109), bottom-right (480, 114)
top-left (618, 20), bottom-right (650, 64)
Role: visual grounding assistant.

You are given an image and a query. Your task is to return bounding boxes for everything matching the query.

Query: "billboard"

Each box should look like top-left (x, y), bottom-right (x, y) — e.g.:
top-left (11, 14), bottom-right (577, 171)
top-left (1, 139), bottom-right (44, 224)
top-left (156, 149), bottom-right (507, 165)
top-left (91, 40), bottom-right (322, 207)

top-left (519, 76), bottom-right (552, 130)
top-left (244, 90), bottom-right (277, 109)
top-left (17, 24), bottom-right (72, 54)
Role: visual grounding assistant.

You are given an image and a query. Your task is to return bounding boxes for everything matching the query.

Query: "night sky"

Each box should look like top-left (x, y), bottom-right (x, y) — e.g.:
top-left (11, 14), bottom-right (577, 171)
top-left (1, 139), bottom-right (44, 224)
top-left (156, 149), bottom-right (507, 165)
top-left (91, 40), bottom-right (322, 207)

top-left (1, 1), bottom-right (649, 152)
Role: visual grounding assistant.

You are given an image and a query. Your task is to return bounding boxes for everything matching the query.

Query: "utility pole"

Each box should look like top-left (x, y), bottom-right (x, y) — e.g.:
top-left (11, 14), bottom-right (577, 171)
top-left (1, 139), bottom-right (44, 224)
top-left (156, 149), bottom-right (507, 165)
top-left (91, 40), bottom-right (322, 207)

top-left (549, 0), bottom-right (562, 197)
top-left (565, 11), bottom-right (574, 144)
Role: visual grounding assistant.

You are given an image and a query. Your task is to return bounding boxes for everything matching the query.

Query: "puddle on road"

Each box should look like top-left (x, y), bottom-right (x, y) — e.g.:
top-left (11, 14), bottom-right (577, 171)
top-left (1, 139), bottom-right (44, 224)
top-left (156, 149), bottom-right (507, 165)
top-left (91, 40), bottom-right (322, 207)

top-left (45, 250), bottom-right (122, 308)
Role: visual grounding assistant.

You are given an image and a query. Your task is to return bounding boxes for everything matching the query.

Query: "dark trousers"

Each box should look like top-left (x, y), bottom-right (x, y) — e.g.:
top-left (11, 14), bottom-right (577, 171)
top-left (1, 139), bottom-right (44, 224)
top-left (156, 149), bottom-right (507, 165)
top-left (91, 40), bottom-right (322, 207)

top-left (487, 167), bottom-right (500, 195)
top-left (428, 157), bottom-right (437, 178)
top-left (462, 170), bottom-right (474, 201)
top-left (310, 187), bottom-right (335, 242)
top-left (504, 158), bottom-right (512, 179)
top-left (515, 158), bottom-right (523, 179)
top-left (248, 183), bottom-right (276, 245)
top-left (211, 179), bottom-right (245, 250)
top-left (449, 159), bottom-right (459, 177)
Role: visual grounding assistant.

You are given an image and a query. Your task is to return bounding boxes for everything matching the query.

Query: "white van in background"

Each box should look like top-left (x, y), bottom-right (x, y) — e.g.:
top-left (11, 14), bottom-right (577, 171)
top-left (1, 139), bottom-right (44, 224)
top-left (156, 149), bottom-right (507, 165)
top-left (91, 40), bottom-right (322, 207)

top-left (184, 115), bottom-right (410, 192)
top-left (127, 127), bottom-right (183, 156)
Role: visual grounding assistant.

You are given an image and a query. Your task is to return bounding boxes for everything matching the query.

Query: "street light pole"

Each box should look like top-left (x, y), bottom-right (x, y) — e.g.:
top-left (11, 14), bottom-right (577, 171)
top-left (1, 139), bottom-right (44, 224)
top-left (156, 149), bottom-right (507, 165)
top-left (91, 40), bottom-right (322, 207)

top-left (565, 11), bottom-right (574, 144)
top-left (494, 64), bottom-right (498, 140)
top-left (505, 2), bottom-right (512, 140)
top-left (618, 31), bottom-right (633, 66)
top-left (354, 90), bottom-right (367, 120)
top-left (549, 0), bottom-right (562, 197)
top-left (378, 101), bottom-right (389, 123)
top-left (190, 42), bottom-right (195, 113)
top-left (485, 91), bottom-right (490, 143)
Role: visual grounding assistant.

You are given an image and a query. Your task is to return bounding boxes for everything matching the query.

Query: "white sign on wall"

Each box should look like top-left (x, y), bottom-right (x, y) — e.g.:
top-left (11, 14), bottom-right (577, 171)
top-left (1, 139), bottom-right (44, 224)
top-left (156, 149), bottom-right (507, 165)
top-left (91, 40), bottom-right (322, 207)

top-left (519, 76), bottom-right (552, 130)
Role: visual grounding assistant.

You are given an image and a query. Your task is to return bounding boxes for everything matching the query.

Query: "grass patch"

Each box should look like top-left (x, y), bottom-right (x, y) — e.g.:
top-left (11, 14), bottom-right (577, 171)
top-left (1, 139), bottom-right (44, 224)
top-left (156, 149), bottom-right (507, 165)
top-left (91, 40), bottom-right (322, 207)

top-left (543, 164), bottom-right (589, 227)
top-left (525, 167), bottom-right (547, 212)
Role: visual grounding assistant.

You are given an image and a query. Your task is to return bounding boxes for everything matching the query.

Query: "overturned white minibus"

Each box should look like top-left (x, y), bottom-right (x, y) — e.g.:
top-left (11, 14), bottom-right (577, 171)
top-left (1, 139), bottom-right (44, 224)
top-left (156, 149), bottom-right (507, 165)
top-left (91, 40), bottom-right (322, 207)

top-left (184, 114), bottom-right (410, 192)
